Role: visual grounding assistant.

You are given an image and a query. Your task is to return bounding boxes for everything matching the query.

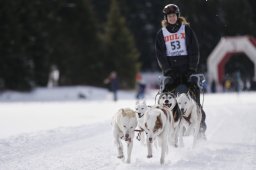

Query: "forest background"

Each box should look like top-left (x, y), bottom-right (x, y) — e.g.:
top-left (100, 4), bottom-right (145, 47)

top-left (1, 0), bottom-right (255, 91)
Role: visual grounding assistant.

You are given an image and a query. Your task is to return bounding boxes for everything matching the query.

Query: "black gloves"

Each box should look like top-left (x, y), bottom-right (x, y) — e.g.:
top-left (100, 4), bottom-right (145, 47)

top-left (164, 69), bottom-right (174, 77)
top-left (186, 69), bottom-right (196, 80)
top-left (164, 68), bottom-right (196, 82)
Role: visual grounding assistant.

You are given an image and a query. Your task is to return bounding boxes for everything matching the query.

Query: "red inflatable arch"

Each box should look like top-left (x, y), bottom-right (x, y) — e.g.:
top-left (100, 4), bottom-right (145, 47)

top-left (207, 36), bottom-right (256, 86)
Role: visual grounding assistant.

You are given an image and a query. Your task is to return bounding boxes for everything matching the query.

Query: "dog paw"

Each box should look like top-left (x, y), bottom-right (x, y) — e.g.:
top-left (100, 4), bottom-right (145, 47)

top-left (147, 155), bottom-right (153, 158)
top-left (126, 159), bottom-right (131, 163)
top-left (199, 133), bottom-right (207, 140)
top-left (117, 155), bottom-right (124, 159)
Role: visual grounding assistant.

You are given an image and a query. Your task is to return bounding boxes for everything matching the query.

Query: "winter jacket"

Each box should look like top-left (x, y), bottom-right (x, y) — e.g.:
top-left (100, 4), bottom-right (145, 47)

top-left (155, 21), bottom-right (200, 77)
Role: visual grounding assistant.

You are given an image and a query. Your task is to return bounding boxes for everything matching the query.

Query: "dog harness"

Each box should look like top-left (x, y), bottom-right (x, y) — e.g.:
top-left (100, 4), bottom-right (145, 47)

top-left (134, 128), bottom-right (144, 141)
top-left (182, 113), bottom-right (192, 125)
top-left (155, 106), bottom-right (168, 118)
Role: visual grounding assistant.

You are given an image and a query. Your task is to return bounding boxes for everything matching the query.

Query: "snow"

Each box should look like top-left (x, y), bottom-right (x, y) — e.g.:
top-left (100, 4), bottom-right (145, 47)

top-left (0, 86), bottom-right (256, 170)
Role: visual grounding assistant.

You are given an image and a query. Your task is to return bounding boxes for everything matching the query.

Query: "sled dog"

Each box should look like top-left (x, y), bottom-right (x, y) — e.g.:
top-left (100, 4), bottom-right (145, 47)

top-left (157, 92), bottom-right (181, 147)
top-left (112, 108), bottom-right (137, 163)
top-left (143, 106), bottom-right (170, 164)
top-left (135, 100), bottom-right (149, 130)
top-left (134, 100), bottom-right (150, 144)
top-left (176, 93), bottom-right (202, 147)
top-left (157, 92), bottom-right (176, 110)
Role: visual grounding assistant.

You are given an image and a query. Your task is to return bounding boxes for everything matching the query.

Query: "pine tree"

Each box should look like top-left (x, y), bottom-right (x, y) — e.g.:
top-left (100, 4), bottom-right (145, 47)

top-left (49, 0), bottom-right (103, 86)
top-left (0, 0), bottom-right (39, 91)
top-left (102, 0), bottom-right (140, 88)
top-left (220, 0), bottom-right (256, 36)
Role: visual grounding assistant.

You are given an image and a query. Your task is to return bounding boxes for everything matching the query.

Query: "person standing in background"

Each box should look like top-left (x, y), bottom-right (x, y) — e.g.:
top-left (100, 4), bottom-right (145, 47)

top-left (135, 72), bottom-right (146, 99)
top-left (104, 71), bottom-right (119, 101)
top-left (47, 65), bottom-right (60, 88)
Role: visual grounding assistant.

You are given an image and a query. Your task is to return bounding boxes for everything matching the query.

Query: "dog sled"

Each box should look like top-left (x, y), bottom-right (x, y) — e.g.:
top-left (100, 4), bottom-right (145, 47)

top-left (157, 73), bottom-right (207, 140)
top-left (159, 74), bottom-right (206, 94)
top-left (158, 73), bottom-right (207, 105)
top-left (112, 74), bottom-right (207, 164)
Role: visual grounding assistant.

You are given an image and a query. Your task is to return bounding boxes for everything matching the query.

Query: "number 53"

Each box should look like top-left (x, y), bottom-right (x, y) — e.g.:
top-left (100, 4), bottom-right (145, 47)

top-left (170, 41), bottom-right (181, 50)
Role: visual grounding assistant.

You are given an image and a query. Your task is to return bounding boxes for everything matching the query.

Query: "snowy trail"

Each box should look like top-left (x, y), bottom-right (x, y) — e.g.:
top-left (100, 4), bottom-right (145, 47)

top-left (0, 122), bottom-right (114, 170)
top-left (1, 115), bottom-right (255, 170)
top-left (0, 92), bottom-right (256, 169)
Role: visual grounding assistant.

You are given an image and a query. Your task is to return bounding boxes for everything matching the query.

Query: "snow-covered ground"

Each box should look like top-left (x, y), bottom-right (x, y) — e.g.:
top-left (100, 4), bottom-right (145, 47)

top-left (0, 86), bottom-right (255, 170)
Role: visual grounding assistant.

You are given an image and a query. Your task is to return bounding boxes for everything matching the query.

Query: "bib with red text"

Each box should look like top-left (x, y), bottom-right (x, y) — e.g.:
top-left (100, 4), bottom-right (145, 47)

top-left (162, 24), bottom-right (187, 56)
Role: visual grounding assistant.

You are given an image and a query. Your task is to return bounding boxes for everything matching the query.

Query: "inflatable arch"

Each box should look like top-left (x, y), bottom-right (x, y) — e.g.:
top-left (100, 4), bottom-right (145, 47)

top-left (207, 36), bottom-right (256, 86)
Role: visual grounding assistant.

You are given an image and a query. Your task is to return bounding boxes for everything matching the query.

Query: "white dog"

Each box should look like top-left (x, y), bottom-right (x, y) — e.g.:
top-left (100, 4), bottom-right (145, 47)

top-left (143, 106), bottom-right (170, 164)
top-left (176, 93), bottom-right (202, 147)
top-left (112, 108), bottom-right (137, 163)
top-left (134, 100), bottom-right (150, 144)
top-left (157, 92), bottom-right (181, 147)
top-left (135, 100), bottom-right (149, 130)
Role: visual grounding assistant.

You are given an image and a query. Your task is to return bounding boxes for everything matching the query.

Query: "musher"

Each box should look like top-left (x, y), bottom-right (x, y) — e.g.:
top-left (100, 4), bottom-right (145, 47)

top-left (155, 3), bottom-right (207, 138)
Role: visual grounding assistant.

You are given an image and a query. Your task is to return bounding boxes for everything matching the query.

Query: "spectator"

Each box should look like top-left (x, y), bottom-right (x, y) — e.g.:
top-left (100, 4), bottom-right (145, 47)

top-left (47, 65), bottom-right (60, 88)
top-left (211, 80), bottom-right (216, 93)
top-left (104, 71), bottom-right (119, 101)
top-left (135, 72), bottom-right (146, 99)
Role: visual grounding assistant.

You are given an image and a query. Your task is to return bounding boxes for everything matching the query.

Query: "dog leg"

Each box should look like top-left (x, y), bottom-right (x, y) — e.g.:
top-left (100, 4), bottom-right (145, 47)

top-left (178, 124), bottom-right (184, 147)
top-left (169, 129), bottom-right (175, 147)
top-left (116, 138), bottom-right (124, 159)
top-left (192, 122), bottom-right (200, 148)
top-left (193, 110), bottom-right (202, 147)
top-left (198, 110), bottom-right (207, 140)
top-left (146, 139), bottom-right (153, 158)
top-left (113, 125), bottom-right (124, 159)
top-left (114, 138), bottom-right (124, 159)
top-left (160, 136), bottom-right (167, 164)
top-left (169, 126), bottom-right (179, 147)
top-left (192, 130), bottom-right (198, 147)
top-left (173, 127), bottom-right (179, 147)
top-left (140, 132), bottom-right (146, 145)
top-left (126, 140), bottom-right (133, 163)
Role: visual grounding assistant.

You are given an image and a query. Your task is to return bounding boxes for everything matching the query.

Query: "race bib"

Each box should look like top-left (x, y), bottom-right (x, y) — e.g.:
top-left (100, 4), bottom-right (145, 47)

top-left (162, 24), bottom-right (188, 56)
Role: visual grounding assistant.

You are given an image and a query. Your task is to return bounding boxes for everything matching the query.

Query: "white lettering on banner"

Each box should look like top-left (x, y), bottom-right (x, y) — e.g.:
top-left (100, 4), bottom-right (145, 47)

top-left (162, 25), bottom-right (188, 56)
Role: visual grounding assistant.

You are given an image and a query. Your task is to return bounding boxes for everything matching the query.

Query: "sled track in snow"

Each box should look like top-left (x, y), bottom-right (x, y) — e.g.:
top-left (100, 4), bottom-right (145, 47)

top-left (0, 93), bottom-right (256, 170)
top-left (0, 121), bottom-right (111, 163)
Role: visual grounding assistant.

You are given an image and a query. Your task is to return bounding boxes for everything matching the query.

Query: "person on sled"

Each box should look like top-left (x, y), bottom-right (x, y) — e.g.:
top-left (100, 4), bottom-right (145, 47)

top-left (155, 4), bottom-right (206, 138)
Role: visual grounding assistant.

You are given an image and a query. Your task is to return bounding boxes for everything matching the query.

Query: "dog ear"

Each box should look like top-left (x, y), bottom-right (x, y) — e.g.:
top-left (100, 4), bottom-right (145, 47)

top-left (136, 100), bottom-right (140, 105)
top-left (157, 94), bottom-right (161, 104)
top-left (142, 100), bottom-right (146, 105)
top-left (145, 123), bottom-right (148, 129)
top-left (175, 105), bottom-right (182, 118)
top-left (121, 109), bottom-right (126, 116)
top-left (186, 92), bottom-right (190, 99)
top-left (187, 92), bottom-right (193, 101)
top-left (170, 92), bottom-right (176, 98)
